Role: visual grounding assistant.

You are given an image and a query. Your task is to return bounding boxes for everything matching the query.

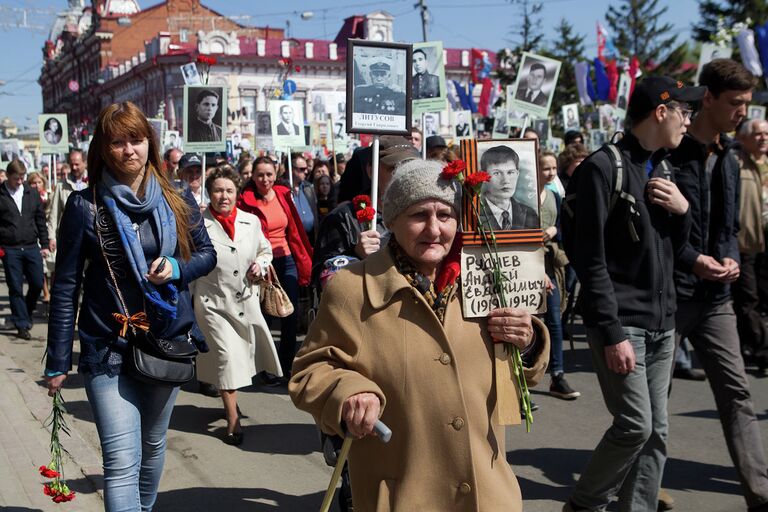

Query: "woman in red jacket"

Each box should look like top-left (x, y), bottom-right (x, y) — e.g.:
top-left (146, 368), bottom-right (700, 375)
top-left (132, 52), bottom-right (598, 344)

top-left (237, 156), bottom-right (312, 383)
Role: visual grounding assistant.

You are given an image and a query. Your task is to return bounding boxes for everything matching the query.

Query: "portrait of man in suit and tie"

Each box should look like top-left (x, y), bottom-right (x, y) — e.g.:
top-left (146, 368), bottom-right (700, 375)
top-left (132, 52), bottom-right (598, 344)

top-left (515, 62), bottom-right (549, 107)
top-left (0, 141), bottom-right (19, 162)
top-left (478, 144), bottom-right (539, 231)
top-left (277, 105), bottom-right (301, 135)
top-left (412, 48), bottom-right (440, 99)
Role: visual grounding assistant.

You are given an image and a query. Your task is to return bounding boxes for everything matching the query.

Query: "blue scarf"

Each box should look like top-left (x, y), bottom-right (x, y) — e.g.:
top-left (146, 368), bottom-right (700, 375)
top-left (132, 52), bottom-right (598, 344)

top-left (99, 170), bottom-right (179, 321)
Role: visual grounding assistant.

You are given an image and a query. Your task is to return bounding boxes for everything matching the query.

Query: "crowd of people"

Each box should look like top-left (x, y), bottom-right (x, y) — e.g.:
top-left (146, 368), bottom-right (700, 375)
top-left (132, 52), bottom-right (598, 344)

top-left (0, 54), bottom-right (761, 511)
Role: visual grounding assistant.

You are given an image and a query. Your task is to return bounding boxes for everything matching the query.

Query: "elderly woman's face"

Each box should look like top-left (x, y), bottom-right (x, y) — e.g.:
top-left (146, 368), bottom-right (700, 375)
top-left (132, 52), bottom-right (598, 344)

top-left (390, 199), bottom-right (457, 277)
top-left (209, 177), bottom-right (237, 215)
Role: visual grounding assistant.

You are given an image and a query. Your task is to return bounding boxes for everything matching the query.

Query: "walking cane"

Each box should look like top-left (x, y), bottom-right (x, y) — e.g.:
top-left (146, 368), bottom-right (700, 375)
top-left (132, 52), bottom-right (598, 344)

top-left (319, 420), bottom-right (392, 512)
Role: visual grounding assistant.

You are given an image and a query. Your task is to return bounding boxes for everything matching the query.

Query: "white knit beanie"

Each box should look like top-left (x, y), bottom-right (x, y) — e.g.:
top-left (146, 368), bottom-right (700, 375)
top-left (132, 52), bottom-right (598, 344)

top-left (382, 159), bottom-right (462, 226)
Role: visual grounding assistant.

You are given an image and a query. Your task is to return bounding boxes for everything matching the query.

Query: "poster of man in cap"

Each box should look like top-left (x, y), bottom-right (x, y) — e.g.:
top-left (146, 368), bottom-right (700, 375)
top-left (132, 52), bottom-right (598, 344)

top-left (508, 52), bottom-right (562, 120)
top-left (38, 114), bottom-right (69, 154)
top-left (411, 41), bottom-right (447, 117)
top-left (269, 100), bottom-right (306, 148)
top-left (347, 39), bottom-right (412, 135)
top-left (183, 85), bottom-right (227, 152)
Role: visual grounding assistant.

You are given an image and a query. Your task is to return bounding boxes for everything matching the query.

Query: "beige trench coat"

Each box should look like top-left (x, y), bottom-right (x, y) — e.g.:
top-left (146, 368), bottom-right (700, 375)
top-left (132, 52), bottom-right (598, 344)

top-left (289, 249), bottom-right (549, 512)
top-left (191, 208), bottom-right (282, 389)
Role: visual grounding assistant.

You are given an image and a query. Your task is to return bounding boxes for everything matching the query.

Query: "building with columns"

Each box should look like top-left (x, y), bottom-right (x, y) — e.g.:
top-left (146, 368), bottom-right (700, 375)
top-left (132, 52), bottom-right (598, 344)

top-left (39, 0), bottom-right (494, 142)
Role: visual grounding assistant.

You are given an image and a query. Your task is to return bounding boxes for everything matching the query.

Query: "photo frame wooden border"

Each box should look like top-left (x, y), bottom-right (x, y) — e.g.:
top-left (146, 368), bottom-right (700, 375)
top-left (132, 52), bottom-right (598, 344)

top-left (346, 39), bottom-right (413, 136)
top-left (459, 138), bottom-right (543, 246)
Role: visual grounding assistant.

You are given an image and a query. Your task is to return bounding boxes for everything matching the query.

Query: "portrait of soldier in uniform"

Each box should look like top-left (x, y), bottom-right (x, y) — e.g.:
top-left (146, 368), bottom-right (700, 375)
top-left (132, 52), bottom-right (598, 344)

top-left (348, 40), bottom-right (412, 134)
top-left (412, 48), bottom-right (440, 99)
top-left (353, 58), bottom-right (406, 116)
top-left (478, 144), bottom-right (539, 230)
top-left (187, 88), bottom-right (223, 143)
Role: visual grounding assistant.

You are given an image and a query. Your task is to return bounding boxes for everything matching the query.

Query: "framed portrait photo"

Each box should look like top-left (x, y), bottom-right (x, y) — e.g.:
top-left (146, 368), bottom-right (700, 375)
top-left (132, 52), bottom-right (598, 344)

top-left (589, 129), bottom-right (607, 151)
top-left (615, 73), bottom-right (631, 115)
top-left (255, 112), bottom-right (272, 136)
top-left (164, 130), bottom-right (182, 150)
top-left (695, 43), bottom-right (733, 85)
top-left (183, 85), bottom-right (227, 152)
top-left (269, 100), bottom-right (306, 149)
top-left (561, 103), bottom-right (580, 132)
top-left (0, 139), bottom-right (22, 171)
top-left (457, 137), bottom-right (545, 316)
top-left (346, 39), bottom-right (412, 135)
top-left (180, 63), bottom-right (202, 86)
top-left (748, 105), bottom-right (766, 120)
top-left (508, 52), bottom-right (562, 119)
top-left (148, 118), bottom-right (168, 149)
top-left (38, 114), bottom-right (69, 154)
top-left (532, 118), bottom-right (550, 142)
top-left (412, 41), bottom-right (448, 116)
top-left (310, 90), bottom-right (347, 123)
top-left (452, 109), bottom-right (473, 140)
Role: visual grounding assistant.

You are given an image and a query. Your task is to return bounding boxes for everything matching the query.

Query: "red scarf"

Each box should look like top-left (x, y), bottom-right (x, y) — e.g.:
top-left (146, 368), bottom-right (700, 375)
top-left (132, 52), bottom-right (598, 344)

top-left (210, 206), bottom-right (238, 241)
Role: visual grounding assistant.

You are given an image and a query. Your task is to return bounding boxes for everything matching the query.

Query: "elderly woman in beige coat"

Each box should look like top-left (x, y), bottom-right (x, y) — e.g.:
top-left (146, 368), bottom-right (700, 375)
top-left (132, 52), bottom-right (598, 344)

top-left (192, 166), bottom-right (281, 446)
top-left (290, 159), bottom-right (549, 511)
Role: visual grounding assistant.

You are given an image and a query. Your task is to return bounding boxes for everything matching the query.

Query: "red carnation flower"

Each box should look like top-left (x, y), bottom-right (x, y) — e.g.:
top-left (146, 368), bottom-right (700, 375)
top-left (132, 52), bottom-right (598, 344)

top-left (295, 65), bottom-right (301, 72)
top-left (465, 171), bottom-right (491, 188)
top-left (39, 465), bottom-right (61, 479)
top-left (352, 195), bottom-right (371, 210)
top-left (43, 483), bottom-right (56, 496)
top-left (356, 206), bottom-right (376, 223)
top-left (440, 160), bottom-right (467, 180)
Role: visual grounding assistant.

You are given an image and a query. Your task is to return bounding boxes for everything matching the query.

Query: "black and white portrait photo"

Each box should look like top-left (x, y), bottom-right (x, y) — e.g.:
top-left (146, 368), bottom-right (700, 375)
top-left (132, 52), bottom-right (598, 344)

top-left (423, 113), bottom-right (439, 137)
top-left (695, 43), bottom-right (733, 85)
top-left (748, 105), bottom-right (766, 121)
top-left (0, 140), bottom-right (20, 163)
top-left (269, 100), bottom-right (305, 148)
top-left (411, 41), bottom-right (447, 117)
top-left (255, 112), bottom-right (271, 136)
top-left (452, 109), bottom-right (473, 140)
top-left (532, 118), bottom-right (550, 142)
top-left (562, 103), bottom-right (580, 131)
top-left (492, 107), bottom-right (509, 139)
top-left (476, 140), bottom-right (540, 231)
top-left (180, 63), bottom-right (202, 86)
top-left (589, 129), bottom-right (607, 151)
top-left (347, 39), bottom-right (412, 135)
top-left (508, 52), bottom-right (562, 119)
top-left (310, 91), bottom-right (347, 123)
top-left (616, 73), bottom-right (631, 112)
top-left (184, 85), bottom-right (227, 151)
top-left (38, 114), bottom-right (69, 154)
top-left (164, 130), bottom-right (182, 150)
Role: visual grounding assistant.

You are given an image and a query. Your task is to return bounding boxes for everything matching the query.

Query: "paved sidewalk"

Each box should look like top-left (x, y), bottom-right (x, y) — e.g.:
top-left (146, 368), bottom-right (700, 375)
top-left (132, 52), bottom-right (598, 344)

top-left (0, 348), bottom-right (103, 511)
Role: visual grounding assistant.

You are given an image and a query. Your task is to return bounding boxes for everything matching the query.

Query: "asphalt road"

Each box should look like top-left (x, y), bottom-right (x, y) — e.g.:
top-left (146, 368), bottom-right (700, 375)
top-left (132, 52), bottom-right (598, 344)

top-left (2, 292), bottom-right (767, 511)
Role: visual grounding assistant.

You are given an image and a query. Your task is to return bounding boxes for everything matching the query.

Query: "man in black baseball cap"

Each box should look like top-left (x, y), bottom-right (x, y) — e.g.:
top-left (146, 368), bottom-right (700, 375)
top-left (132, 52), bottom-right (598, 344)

top-left (626, 76), bottom-right (706, 124)
top-left (562, 75), bottom-right (697, 512)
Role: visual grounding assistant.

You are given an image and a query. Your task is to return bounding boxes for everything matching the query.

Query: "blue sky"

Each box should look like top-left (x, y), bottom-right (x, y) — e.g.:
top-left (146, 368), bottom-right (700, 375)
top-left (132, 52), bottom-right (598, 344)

top-left (0, 0), bottom-right (700, 131)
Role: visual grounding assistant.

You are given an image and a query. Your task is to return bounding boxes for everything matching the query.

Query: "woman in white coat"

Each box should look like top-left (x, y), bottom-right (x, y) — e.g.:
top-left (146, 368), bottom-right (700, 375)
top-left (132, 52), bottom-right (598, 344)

top-left (191, 165), bottom-right (282, 445)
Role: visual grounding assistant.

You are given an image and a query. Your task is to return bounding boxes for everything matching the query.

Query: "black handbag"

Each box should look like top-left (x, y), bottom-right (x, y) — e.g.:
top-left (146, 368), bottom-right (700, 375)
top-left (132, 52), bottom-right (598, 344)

top-left (93, 190), bottom-right (197, 386)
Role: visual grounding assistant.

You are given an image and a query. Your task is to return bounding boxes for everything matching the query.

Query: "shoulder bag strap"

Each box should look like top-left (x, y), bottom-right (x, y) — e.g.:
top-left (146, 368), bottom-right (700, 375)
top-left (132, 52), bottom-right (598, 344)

top-left (92, 187), bottom-right (134, 331)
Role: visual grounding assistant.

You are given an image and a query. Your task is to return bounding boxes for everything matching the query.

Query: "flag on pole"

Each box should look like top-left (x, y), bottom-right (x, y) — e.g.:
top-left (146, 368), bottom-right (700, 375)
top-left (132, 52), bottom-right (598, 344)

top-left (597, 22), bottom-right (619, 61)
top-left (594, 58), bottom-right (610, 101)
top-left (737, 28), bottom-right (764, 77)
top-left (755, 22), bottom-right (768, 76)
top-left (575, 61), bottom-right (593, 106)
top-left (453, 80), bottom-right (477, 113)
top-left (606, 59), bottom-right (619, 103)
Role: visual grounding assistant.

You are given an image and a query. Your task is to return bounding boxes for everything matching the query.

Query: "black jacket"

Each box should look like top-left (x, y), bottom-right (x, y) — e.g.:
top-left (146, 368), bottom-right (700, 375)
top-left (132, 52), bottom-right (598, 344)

top-left (45, 188), bottom-right (216, 374)
top-left (0, 184), bottom-right (49, 248)
top-left (566, 134), bottom-right (692, 345)
top-left (667, 133), bottom-right (741, 304)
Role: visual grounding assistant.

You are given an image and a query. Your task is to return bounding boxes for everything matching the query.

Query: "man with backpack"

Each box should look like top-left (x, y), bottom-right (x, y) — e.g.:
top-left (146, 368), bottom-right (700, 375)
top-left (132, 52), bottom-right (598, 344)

top-left (561, 76), bottom-right (700, 511)
top-left (666, 59), bottom-right (768, 511)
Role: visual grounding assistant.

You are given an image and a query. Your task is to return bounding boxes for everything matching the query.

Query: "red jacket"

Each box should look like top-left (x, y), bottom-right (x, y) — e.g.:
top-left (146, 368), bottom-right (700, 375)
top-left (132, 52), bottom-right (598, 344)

top-left (238, 182), bottom-right (313, 286)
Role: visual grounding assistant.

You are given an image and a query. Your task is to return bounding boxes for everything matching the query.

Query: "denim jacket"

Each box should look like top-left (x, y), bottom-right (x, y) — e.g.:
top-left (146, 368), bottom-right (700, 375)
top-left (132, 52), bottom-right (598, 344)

top-left (45, 188), bottom-right (216, 375)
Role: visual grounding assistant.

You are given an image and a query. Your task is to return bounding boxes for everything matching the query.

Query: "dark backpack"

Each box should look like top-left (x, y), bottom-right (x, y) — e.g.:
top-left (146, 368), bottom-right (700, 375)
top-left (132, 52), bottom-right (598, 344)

top-left (561, 144), bottom-right (671, 260)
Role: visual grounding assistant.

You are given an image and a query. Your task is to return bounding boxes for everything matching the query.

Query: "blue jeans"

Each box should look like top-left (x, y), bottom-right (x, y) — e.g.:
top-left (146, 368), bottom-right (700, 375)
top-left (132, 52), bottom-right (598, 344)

top-left (545, 277), bottom-right (565, 375)
top-left (1, 246), bottom-right (43, 330)
top-left (571, 326), bottom-right (675, 512)
top-left (266, 255), bottom-right (299, 376)
top-left (84, 372), bottom-right (179, 512)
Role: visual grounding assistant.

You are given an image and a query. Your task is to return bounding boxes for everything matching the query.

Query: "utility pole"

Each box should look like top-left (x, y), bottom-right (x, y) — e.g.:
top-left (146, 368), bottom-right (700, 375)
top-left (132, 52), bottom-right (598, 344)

top-left (415, 0), bottom-right (428, 42)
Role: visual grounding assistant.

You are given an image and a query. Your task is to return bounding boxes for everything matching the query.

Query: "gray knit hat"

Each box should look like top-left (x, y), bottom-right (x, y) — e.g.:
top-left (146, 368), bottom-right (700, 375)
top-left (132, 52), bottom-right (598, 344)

top-left (382, 159), bottom-right (462, 226)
